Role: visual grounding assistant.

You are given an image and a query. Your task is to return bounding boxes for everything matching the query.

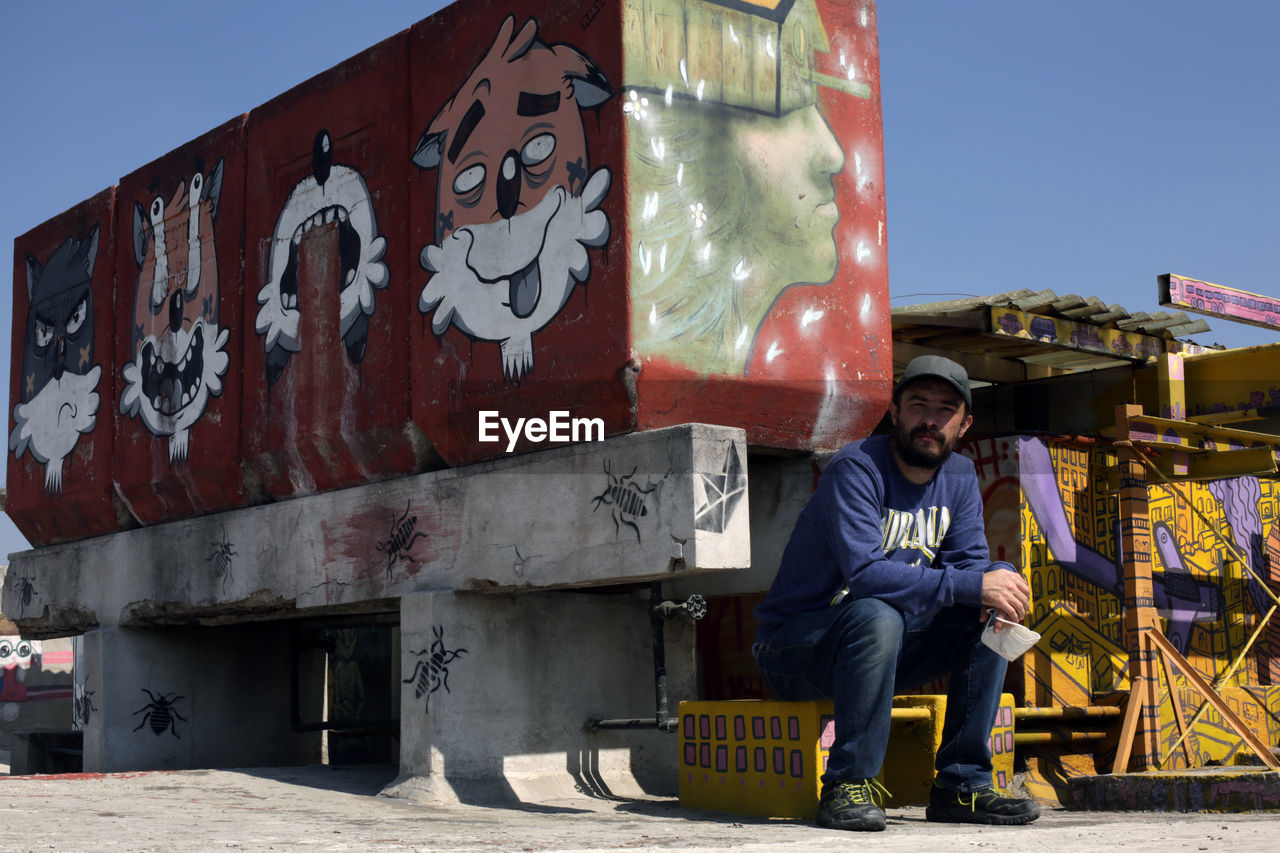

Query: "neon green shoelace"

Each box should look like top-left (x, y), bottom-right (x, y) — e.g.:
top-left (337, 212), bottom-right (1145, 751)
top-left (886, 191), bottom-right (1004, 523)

top-left (838, 778), bottom-right (892, 806)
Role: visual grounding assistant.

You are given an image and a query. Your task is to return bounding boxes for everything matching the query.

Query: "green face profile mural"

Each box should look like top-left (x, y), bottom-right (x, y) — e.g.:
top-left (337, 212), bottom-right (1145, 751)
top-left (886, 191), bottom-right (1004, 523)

top-left (625, 0), bottom-right (871, 376)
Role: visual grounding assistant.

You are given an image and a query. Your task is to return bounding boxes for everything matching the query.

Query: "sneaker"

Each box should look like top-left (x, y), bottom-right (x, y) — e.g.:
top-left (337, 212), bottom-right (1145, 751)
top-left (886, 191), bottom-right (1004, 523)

top-left (925, 783), bottom-right (1040, 825)
top-left (817, 778), bottom-right (890, 832)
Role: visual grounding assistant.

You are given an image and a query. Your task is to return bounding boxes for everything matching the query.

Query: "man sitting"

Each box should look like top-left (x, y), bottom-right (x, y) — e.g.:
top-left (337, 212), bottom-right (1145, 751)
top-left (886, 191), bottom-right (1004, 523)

top-left (753, 356), bottom-right (1040, 831)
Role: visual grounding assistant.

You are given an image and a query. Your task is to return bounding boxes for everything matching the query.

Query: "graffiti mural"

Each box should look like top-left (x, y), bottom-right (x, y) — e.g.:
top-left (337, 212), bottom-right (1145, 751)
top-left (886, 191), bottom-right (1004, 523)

top-left (412, 15), bottom-right (614, 381)
top-left (132, 689), bottom-right (187, 737)
top-left (403, 625), bottom-right (467, 714)
top-left (207, 526), bottom-right (236, 593)
top-left (695, 443), bottom-right (747, 533)
top-left (0, 637), bottom-right (42, 703)
top-left (120, 160), bottom-right (231, 464)
top-left (256, 129), bottom-right (390, 386)
top-left (591, 460), bottom-right (658, 543)
top-left (9, 226), bottom-right (102, 492)
top-left (375, 500), bottom-right (429, 579)
top-left (625, 0), bottom-right (870, 376)
top-left (72, 680), bottom-right (97, 731)
top-left (962, 436), bottom-right (1280, 788)
top-left (331, 629), bottom-right (366, 722)
top-left (0, 635), bottom-right (72, 731)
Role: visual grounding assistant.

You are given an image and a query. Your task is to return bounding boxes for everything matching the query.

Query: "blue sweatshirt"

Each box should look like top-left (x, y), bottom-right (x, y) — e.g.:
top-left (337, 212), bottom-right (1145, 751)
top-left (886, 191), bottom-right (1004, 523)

top-left (754, 435), bottom-right (1012, 637)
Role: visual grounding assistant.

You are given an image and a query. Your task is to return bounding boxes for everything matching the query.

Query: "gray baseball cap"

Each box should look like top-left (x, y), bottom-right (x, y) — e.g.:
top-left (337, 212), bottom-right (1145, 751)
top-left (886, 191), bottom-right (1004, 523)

top-left (897, 355), bottom-right (972, 408)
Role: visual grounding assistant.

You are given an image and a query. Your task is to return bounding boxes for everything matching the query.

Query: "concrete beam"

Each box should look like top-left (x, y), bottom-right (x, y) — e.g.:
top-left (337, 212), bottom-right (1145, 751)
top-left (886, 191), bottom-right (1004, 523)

top-left (5, 424), bottom-right (749, 637)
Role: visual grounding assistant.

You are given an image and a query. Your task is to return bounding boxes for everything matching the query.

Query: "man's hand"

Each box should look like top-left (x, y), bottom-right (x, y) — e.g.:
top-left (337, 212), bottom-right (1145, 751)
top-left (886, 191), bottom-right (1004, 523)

top-left (981, 569), bottom-right (1031, 629)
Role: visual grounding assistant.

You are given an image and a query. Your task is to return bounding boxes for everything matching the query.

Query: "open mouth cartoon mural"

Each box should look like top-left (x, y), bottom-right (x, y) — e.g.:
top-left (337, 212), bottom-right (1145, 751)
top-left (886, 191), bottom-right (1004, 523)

top-left (120, 161), bottom-right (231, 464)
top-left (413, 15), bottom-right (613, 381)
top-left (256, 129), bottom-right (389, 386)
top-left (9, 225), bottom-right (102, 492)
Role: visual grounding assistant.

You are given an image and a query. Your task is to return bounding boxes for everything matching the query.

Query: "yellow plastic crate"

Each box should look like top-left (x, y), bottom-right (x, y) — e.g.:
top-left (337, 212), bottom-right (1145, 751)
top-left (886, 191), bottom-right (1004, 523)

top-left (678, 694), bottom-right (1016, 818)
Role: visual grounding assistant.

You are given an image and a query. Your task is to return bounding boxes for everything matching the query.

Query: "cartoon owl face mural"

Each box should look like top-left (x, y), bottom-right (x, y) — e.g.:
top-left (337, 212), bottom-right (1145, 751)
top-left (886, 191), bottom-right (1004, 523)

top-left (119, 160), bottom-right (231, 464)
top-left (9, 226), bottom-right (102, 492)
top-left (412, 15), bottom-right (614, 381)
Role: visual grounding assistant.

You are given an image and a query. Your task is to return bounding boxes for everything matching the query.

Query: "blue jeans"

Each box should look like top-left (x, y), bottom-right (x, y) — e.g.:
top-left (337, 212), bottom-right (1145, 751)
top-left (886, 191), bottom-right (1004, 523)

top-left (753, 597), bottom-right (1007, 792)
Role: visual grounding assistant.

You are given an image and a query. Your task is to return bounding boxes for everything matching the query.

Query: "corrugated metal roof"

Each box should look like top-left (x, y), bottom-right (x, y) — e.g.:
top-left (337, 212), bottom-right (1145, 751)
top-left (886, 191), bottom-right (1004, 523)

top-left (891, 289), bottom-right (1218, 384)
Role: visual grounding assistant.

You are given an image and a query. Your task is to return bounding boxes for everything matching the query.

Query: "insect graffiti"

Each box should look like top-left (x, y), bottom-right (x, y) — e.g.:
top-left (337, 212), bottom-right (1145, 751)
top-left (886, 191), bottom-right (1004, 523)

top-left (73, 681), bottom-right (98, 730)
top-left (12, 576), bottom-right (36, 610)
top-left (403, 625), bottom-right (467, 714)
top-left (376, 500), bottom-right (429, 578)
top-left (207, 526), bottom-right (236, 591)
top-left (591, 459), bottom-right (657, 543)
top-left (133, 689), bottom-right (187, 738)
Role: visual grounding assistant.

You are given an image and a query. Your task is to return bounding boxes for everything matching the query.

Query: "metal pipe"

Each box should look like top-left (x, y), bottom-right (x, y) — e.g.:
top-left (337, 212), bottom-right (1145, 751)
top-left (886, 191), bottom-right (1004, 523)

top-left (586, 717), bottom-right (680, 733)
top-left (1014, 730), bottom-right (1110, 745)
top-left (651, 581), bottom-right (669, 727)
top-left (1013, 706), bottom-right (1121, 721)
top-left (890, 708), bottom-right (933, 722)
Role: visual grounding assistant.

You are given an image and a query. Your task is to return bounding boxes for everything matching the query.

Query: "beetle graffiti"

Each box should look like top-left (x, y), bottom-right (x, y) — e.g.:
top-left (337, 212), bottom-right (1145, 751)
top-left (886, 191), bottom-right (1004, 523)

top-left (207, 526), bottom-right (236, 592)
top-left (73, 681), bottom-right (98, 730)
top-left (132, 689), bottom-right (187, 738)
top-left (375, 500), bottom-right (429, 578)
top-left (403, 625), bottom-right (467, 714)
top-left (12, 576), bottom-right (37, 611)
top-left (591, 459), bottom-right (657, 543)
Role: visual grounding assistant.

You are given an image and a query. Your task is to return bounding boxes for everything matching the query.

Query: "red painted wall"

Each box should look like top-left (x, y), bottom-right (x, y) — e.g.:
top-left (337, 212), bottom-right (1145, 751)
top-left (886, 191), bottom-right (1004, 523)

top-left (243, 32), bottom-right (426, 498)
top-left (7, 0), bottom-right (891, 541)
top-left (113, 116), bottom-right (249, 522)
top-left (407, 0), bottom-right (633, 463)
top-left (8, 188), bottom-right (120, 545)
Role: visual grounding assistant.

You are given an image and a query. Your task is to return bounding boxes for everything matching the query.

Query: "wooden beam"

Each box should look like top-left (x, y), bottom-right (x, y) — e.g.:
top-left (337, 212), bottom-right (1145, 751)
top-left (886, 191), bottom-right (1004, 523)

top-left (1147, 629), bottom-right (1280, 769)
top-left (890, 309), bottom-right (986, 330)
top-left (985, 306), bottom-right (1168, 363)
top-left (892, 341), bottom-right (1058, 384)
top-left (1160, 273), bottom-right (1280, 333)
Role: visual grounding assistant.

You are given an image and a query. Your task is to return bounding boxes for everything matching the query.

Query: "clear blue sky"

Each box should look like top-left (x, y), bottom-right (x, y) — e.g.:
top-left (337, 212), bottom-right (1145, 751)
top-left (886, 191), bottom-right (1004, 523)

top-left (2, 0), bottom-right (1277, 559)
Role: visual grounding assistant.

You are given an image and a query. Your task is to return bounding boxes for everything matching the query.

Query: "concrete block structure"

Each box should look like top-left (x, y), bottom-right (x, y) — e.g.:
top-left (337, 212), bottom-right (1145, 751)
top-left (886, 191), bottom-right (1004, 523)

top-left (3, 0), bottom-right (890, 800)
top-left (8, 425), bottom-right (752, 790)
top-left (393, 588), bottom-right (695, 803)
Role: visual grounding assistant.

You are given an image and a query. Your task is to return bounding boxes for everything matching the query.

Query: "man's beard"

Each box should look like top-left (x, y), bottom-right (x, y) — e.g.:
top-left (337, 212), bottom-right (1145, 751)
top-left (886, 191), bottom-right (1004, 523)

top-left (894, 422), bottom-right (957, 471)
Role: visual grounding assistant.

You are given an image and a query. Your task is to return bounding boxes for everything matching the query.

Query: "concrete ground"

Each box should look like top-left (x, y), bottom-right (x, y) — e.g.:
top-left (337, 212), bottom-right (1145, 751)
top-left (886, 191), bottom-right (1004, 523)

top-left (0, 764), bottom-right (1272, 852)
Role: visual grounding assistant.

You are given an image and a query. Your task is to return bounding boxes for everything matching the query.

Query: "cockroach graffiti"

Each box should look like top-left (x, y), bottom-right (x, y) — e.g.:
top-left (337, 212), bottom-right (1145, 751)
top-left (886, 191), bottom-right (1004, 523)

top-left (73, 681), bottom-right (98, 730)
top-left (12, 576), bottom-right (36, 610)
top-left (591, 459), bottom-right (657, 543)
top-left (133, 689), bottom-right (187, 738)
top-left (403, 625), bottom-right (467, 714)
top-left (207, 526), bottom-right (236, 592)
top-left (376, 500), bottom-right (429, 578)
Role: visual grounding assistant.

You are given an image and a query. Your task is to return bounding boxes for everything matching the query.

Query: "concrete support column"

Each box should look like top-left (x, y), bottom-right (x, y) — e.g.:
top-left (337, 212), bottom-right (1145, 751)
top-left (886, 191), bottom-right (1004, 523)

top-left (81, 624), bottom-right (322, 772)
top-left (391, 588), bottom-right (695, 804)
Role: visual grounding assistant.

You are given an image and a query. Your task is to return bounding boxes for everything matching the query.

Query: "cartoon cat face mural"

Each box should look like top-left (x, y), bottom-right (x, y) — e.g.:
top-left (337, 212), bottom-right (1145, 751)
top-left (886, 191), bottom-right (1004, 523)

top-left (255, 130), bottom-right (389, 386)
top-left (412, 15), bottom-right (614, 381)
top-left (9, 226), bottom-right (102, 492)
top-left (119, 160), bottom-right (231, 464)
